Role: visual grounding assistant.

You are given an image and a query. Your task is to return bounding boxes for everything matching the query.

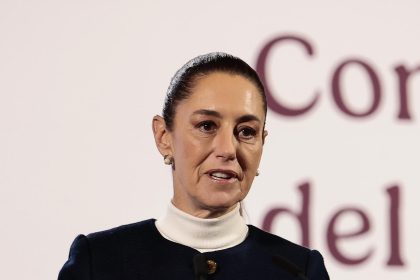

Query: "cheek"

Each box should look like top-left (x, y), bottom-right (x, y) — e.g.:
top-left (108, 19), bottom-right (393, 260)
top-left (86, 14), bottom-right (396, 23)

top-left (174, 135), bottom-right (211, 167)
top-left (242, 146), bottom-right (263, 168)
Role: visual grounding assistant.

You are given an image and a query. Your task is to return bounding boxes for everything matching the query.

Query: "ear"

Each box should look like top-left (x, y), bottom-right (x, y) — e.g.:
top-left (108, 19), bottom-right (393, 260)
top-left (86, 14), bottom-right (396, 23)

top-left (262, 130), bottom-right (268, 145)
top-left (152, 115), bottom-right (173, 157)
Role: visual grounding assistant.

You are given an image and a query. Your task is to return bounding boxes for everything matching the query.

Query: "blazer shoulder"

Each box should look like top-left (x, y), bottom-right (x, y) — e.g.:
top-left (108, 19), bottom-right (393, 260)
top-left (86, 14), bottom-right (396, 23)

top-left (248, 225), bottom-right (329, 279)
top-left (248, 224), bottom-right (311, 255)
top-left (86, 218), bottom-right (156, 242)
top-left (58, 234), bottom-right (91, 280)
top-left (247, 225), bottom-right (318, 271)
top-left (58, 219), bottom-right (158, 280)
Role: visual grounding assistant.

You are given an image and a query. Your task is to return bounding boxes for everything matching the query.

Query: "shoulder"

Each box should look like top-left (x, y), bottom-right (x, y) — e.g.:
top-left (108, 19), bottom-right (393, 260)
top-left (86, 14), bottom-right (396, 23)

top-left (86, 218), bottom-right (157, 245)
top-left (248, 224), bottom-right (310, 256)
top-left (58, 219), bottom-right (159, 280)
top-left (80, 218), bottom-right (162, 259)
top-left (247, 225), bottom-right (329, 279)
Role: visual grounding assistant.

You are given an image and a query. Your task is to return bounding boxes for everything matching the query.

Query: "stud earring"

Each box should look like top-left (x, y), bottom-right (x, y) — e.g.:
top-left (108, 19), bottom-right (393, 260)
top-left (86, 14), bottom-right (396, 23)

top-left (164, 155), bottom-right (173, 165)
top-left (256, 170), bottom-right (260, 176)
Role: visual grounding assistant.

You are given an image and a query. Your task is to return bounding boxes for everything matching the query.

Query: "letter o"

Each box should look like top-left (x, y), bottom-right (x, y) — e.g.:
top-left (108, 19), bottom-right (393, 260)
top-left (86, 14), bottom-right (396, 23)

top-left (331, 59), bottom-right (381, 117)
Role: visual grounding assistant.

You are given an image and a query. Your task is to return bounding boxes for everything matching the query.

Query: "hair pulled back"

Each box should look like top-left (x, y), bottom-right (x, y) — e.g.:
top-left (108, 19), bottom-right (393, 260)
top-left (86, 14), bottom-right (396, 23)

top-left (163, 52), bottom-right (266, 130)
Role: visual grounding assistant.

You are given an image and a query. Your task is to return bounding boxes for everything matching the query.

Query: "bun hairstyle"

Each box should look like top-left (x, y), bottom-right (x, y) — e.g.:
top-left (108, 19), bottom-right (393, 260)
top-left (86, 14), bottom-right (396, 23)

top-left (162, 52), bottom-right (267, 131)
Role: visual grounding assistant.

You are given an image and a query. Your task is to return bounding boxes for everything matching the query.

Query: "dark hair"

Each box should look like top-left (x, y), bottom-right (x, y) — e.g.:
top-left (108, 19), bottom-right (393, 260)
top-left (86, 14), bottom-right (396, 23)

top-left (163, 52), bottom-right (266, 130)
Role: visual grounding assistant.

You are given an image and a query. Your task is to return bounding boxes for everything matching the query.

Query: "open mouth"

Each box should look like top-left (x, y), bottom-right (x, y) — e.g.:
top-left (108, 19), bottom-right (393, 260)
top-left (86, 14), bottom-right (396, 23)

top-left (208, 170), bottom-right (238, 181)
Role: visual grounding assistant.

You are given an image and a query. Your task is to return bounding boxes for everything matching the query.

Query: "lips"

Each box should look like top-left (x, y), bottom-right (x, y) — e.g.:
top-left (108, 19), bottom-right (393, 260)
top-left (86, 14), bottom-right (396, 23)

top-left (207, 169), bottom-right (239, 181)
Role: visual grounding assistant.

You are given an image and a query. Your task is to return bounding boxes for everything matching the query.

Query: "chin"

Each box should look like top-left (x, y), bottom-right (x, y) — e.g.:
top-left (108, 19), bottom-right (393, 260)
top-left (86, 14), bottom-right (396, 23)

top-left (202, 195), bottom-right (240, 212)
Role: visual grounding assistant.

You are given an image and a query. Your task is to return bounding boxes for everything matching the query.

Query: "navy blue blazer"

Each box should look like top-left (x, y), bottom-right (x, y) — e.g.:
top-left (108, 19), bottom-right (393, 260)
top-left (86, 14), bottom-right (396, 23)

top-left (58, 219), bottom-right (329, 279)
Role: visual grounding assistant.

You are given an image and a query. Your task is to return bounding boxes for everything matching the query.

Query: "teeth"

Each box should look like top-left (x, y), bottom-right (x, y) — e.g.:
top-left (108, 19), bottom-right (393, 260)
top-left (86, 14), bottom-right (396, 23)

top-left (210, 172), bottom-right (232, 179)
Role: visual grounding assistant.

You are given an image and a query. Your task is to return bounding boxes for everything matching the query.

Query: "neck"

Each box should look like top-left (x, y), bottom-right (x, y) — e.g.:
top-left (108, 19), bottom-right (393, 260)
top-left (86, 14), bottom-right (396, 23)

top-left (155, 202), bottom-right (248, 252)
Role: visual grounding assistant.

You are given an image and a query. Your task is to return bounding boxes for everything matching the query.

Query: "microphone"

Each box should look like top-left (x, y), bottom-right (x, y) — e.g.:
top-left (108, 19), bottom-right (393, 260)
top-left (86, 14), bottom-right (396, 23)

top-left (193, 253), bottom-right (208, 280)
top-left (272, 255), bottom-right (309, 280)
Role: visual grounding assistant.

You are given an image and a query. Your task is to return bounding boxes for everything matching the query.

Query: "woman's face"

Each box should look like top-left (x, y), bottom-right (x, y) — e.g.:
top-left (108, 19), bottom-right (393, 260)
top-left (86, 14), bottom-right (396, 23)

top-left (165, 72), bottom-right (266, 218)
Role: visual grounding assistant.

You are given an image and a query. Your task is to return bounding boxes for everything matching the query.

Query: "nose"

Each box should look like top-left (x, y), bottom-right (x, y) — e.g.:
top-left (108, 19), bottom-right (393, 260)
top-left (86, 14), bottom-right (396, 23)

top-left (214, 128), bottom-right (237, 161)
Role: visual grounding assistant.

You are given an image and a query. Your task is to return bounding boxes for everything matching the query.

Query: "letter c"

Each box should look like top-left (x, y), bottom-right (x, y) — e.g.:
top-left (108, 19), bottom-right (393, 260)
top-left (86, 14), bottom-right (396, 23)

top-left (256, 35), bottom-right (319, 116)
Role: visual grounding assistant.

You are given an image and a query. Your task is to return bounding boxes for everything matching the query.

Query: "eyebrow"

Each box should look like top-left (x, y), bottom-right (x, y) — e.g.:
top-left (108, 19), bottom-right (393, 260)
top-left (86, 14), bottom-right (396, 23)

top-left (192, 109), bottom-right (222, 118)
top-left (192, 109), bottom-right (262, 123)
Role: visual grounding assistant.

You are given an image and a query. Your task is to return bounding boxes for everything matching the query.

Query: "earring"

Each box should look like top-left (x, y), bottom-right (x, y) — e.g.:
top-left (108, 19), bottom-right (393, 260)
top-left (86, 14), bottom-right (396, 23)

top-left (164, 155), bottom-right (173, 165)
top-left (256, 170), bottom-right (260, 176)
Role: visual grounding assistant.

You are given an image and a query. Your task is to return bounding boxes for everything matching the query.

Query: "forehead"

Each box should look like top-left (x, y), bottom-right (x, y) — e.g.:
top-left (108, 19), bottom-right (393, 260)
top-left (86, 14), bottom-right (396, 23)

top-left (177, 72), bottom-right (265, 118)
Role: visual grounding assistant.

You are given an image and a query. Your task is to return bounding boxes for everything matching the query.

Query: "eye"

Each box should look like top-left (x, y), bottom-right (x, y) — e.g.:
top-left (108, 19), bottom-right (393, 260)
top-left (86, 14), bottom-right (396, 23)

top-left (237, 127), bottom-right (257, 140)
top-left (197, 121), bottom-right (217, 133)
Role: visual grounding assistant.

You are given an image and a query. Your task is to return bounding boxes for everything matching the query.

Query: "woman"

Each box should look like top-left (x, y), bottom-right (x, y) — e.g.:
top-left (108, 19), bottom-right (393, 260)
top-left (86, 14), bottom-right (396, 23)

top-left (58, 53), bottom-right (329, 280)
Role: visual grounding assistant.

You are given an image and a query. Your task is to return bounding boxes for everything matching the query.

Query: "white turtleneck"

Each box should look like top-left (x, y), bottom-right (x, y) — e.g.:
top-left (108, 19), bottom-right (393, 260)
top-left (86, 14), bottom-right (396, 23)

top-left (155, 203), bottom-right (249, 252)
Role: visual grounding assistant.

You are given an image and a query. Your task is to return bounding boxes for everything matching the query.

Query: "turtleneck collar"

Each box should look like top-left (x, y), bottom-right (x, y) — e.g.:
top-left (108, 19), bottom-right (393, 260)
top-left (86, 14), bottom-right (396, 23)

top-left (155, 203), bottom-right (248, 252)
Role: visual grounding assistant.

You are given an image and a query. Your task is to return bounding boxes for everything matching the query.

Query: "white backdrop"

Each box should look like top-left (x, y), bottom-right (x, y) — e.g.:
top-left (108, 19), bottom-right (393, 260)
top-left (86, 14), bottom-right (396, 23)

top-left (0, 1), bottom-right (419, 279)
